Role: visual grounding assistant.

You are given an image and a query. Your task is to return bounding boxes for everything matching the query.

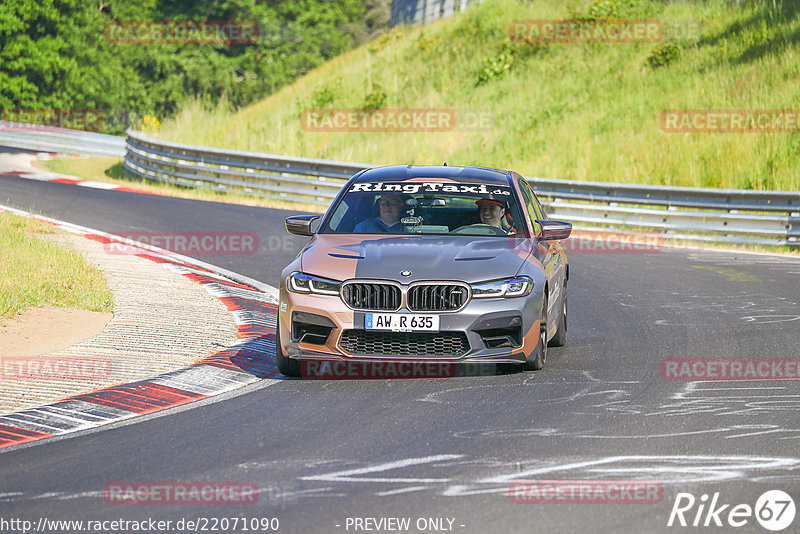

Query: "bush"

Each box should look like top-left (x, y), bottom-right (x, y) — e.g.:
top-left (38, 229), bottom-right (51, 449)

top-left (586, 0), bottom-right (620, 21)
top-left (310, 84), bottom-right (337, 109)
top-left (477, 42), bottom-right (516, 85)
top-left (362, 82), bottom-right (387, 111)
top-left (646, 43), bottom-right (681, 69)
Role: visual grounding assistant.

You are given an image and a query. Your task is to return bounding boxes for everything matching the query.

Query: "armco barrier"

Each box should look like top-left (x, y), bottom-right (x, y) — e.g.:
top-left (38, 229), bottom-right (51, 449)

top-left (0, 121), bottom-right (125, 157)
top-left (122, 130), bottom-right (798, 246)
top-left (123, 131), bottom-right (363, 206)
top-left (2, 123), bottom-right (797, 246)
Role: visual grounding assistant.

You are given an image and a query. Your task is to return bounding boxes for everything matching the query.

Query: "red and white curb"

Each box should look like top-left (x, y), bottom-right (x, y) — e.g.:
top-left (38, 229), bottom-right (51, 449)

top-left (0, 205), bottom-right (280, 450)
top-left (0, 167), bottom-right (157, 195)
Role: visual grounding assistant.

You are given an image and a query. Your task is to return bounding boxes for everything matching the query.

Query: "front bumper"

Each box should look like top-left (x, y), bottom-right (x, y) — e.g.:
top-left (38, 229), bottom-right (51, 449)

top-left (278, 285), bottom-right (543, 366)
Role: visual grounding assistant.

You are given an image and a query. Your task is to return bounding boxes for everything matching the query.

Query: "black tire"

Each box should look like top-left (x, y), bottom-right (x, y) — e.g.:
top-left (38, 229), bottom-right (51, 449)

top-left (548, 284), bottom-right (567, 347)
top-left (523, 294), bottom-right (548, 371)
top-left (276, 329), bottom-right (301, 377)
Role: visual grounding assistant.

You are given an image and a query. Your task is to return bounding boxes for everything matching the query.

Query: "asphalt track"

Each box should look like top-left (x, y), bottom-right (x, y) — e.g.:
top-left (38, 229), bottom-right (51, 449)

top-left (2, 170), bottom-right (800, 533)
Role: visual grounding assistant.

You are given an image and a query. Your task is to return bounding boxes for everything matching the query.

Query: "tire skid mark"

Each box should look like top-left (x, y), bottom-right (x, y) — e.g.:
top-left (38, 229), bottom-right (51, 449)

top-left (607, 289), bottom-right (800, 325)
top-left (240, 454), bottom-right (800, 501)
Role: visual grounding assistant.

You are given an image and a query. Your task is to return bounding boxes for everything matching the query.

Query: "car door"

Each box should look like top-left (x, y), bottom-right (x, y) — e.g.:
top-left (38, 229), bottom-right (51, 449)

top-left (519, 179), bottom-right (566, 329)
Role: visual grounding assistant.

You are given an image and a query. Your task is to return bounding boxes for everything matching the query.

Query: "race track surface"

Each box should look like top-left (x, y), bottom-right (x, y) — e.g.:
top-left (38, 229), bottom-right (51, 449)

top-left (2, 172), bottom-right (799, 533)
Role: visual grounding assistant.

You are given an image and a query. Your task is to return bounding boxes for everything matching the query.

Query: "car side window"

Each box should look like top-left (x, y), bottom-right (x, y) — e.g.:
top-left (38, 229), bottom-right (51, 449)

top-left (518, 180), bottom-right (542, 236)
top-left (328, 200), bottom-right (349, 230)
top-left (521, 180), bottom-right (545, 218)
top-left (531, 188), bottom-right (547, 219)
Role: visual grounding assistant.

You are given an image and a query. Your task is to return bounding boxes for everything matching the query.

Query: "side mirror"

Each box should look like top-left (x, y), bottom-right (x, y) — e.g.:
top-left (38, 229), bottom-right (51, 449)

top-left (536, 220), bottom-right (572, 241)
top-left (285, 215), bottom-right (320, 236)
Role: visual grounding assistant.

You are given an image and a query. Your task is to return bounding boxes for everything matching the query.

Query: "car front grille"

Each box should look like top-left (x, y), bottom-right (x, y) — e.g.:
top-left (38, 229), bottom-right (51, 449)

top-left (341, 283), bottom-right (401, 311)
top-left (339, 330), bottom-right (470, 357)
top-left (407, 284), bottom-right (468, 311)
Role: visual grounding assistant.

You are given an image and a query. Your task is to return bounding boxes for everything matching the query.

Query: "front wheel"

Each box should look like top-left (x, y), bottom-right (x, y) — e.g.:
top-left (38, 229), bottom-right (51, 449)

top-left (276, 329), bottom-right (301, 377)
top-left (523, 295), bottom-right (548, 371)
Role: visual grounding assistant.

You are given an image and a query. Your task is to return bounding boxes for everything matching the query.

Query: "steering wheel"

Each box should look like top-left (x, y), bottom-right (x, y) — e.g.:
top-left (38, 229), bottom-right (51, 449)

top-left (451, 224), bottom-right (509, 236)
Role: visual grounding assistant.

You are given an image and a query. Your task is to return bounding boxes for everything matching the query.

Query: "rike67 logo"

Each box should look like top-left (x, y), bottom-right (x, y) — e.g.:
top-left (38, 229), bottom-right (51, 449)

top-left (668, 490), bottom-right (796, 531)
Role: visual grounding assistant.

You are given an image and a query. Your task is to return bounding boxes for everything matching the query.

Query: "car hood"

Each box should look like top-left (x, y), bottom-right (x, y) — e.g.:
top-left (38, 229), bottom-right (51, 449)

top-left (300, 234), bottom-right (535, 283)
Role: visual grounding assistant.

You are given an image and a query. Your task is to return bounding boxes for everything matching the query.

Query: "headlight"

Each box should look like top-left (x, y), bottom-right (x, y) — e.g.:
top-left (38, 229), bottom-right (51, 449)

top-left (287, 272), bottom-right (342, 295)
top-left (471, 276), bottom-right (533, 298)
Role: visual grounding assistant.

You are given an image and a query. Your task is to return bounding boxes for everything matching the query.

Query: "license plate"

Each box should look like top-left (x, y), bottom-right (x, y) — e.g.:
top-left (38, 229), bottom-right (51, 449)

top-left (365, 313), bottom-right (439, 332)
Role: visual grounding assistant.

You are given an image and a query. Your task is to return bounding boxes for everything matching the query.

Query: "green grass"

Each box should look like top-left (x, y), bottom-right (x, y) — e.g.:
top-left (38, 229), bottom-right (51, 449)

top-left (0, 212), bottom-right (114, 322)
top-left (152, 0), bottom-right (800, 191)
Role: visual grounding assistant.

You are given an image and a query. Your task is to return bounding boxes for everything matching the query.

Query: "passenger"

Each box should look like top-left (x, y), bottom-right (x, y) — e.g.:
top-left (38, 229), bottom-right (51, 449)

top-left (475, 198), bottom-right (506, 228)
top-left (353, 193), bottom-right (405, 233)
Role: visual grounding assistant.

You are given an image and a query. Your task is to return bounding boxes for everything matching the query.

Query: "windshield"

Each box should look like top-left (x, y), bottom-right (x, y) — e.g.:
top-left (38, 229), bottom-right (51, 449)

top-left (321, 180), bottom-right (528, 237)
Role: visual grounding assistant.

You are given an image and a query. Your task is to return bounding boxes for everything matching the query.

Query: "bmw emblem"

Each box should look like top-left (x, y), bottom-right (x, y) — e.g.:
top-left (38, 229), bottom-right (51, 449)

top-left (400, 270), bottom-right (412, 277)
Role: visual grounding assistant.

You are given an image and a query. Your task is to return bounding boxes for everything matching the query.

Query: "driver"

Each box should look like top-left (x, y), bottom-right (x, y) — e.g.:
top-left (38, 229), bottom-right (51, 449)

top-left (354, 193), bottom-right (405, 233)
top-left (475, 198), bottom-right (506, 228)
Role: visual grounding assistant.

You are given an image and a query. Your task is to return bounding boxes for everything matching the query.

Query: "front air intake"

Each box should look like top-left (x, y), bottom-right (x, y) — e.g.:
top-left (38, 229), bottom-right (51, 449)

top-left (407, 284), bottom-right (468, 312)
top-left (341, 282), bottom-right (401, 311)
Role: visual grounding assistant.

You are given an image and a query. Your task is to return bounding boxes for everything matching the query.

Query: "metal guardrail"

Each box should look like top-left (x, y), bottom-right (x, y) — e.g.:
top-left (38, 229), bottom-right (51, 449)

top-left (391, 0), bottom-right (480, 27)
top-left (0, 122), bottom-right (125, 157)
top-left (123, 130), bottom-right (799, 247)
top-left (1, 123), bottom-right (797, 246)
top-left (530, 177), bottom-right (800, 213)
top-left (123, 131), bottom-right (364, 206)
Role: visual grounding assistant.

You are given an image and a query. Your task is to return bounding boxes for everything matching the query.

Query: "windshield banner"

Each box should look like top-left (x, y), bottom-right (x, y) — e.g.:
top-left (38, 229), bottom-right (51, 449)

top-left (349, 182), bottom-right (512, 196)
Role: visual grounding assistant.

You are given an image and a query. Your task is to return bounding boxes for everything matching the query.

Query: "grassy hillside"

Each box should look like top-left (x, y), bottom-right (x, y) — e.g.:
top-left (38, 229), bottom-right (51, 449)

top-left (154, 0), bottom-right (800, 191)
